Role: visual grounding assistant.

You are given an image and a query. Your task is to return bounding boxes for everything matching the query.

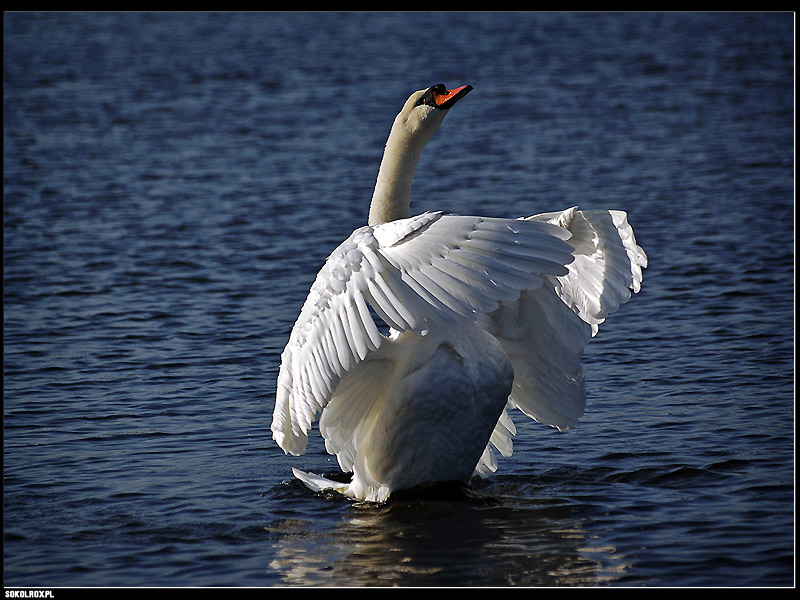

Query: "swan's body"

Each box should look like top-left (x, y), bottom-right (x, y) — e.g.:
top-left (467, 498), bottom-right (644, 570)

top-left (272, 84), bottom-right (647, 502)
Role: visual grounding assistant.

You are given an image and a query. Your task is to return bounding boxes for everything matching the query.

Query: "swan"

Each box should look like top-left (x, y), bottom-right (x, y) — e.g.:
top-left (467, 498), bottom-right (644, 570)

top-left (271, 83), bottom-right (647, 502)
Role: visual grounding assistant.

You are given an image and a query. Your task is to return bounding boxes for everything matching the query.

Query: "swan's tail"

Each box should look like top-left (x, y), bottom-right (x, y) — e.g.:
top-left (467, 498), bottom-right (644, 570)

top-left (292, 467), bottom-right (351, 495)
top-left (291, 468), bottom-right (393, 502)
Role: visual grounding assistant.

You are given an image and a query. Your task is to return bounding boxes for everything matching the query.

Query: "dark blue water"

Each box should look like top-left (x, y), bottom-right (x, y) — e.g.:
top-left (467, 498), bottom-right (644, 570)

top-left (3, 12), bottom-right (794, 587)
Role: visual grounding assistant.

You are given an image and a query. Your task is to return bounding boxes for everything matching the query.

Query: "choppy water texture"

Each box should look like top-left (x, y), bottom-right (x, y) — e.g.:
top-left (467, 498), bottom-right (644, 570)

top-left (3, 12), bottom-right (794, 587)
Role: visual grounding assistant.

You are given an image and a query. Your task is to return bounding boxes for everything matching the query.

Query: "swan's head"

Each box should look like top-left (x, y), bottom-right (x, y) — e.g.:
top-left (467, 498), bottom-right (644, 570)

top-left (394, 83), bottom-right (473, 142)
top-left (369, 83), bottom-right (473, 225)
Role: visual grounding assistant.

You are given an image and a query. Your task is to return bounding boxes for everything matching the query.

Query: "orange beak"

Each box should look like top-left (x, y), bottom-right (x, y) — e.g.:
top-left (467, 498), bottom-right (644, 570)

top-left (433, 84), bottom-right (473, 109)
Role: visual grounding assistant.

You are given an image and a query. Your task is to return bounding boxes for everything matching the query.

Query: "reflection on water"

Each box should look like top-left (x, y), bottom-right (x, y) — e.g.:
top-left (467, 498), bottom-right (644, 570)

top-left (268, 480), bottom-right (632, 587)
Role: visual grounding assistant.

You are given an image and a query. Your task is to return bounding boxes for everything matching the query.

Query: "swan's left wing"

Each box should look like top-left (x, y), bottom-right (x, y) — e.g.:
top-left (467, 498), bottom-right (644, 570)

top-left (272, 211), bottom-right (575, 456)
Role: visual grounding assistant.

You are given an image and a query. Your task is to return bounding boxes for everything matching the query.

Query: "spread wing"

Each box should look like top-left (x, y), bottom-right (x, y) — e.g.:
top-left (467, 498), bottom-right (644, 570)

top-left (474, 207), bottom-right (647, 477)
top-left (271, 211), bottom-right (575, 456)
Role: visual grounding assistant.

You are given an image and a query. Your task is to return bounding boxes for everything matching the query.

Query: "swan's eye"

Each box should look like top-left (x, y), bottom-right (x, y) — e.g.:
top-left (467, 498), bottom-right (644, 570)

top-left (415, 90), bottom-right (434, 107)
top-left (415, 84), bottom-right (445, 108)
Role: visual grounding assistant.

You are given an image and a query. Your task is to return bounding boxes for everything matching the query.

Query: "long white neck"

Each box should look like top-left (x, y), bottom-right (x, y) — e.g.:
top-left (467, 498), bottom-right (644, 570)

top-left (368, 116), bottom-right (435, 226)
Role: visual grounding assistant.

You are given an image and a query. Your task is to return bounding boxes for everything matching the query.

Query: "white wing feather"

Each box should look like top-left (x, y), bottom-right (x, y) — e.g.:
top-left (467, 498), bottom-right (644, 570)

top-left (527, 207), bottom-right (647, 335)
top-left (272, 211), bottom-right (575, 456)
top-left (473, 207), bottom-right (647, 477)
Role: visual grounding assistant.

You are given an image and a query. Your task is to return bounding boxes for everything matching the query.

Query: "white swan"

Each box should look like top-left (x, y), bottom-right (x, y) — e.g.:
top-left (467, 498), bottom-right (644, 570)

top-left (272, 84), bottom-right (647, 502)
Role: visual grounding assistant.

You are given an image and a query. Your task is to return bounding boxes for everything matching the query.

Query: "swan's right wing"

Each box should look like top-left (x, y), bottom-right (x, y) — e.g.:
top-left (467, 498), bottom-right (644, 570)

top-left (272, 211), bottom-right (576, 457)
top-left (474, 207), bottom-right (647, 477)
top-left (527, 207), bottom-right (647, 336)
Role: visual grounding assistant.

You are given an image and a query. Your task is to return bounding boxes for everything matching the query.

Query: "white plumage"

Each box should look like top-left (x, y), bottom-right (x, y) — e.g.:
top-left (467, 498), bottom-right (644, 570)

top-left (271, 84), bottom-right (647, 502)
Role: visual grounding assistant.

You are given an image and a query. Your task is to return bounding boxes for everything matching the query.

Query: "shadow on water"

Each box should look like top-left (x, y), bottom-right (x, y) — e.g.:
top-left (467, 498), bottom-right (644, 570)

top-left (264, 473), bottom-right (637, 587)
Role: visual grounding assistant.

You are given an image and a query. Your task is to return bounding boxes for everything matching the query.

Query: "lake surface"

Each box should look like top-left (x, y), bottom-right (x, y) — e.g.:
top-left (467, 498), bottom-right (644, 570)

top-left (3, 12), bottom-right (794, 587)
